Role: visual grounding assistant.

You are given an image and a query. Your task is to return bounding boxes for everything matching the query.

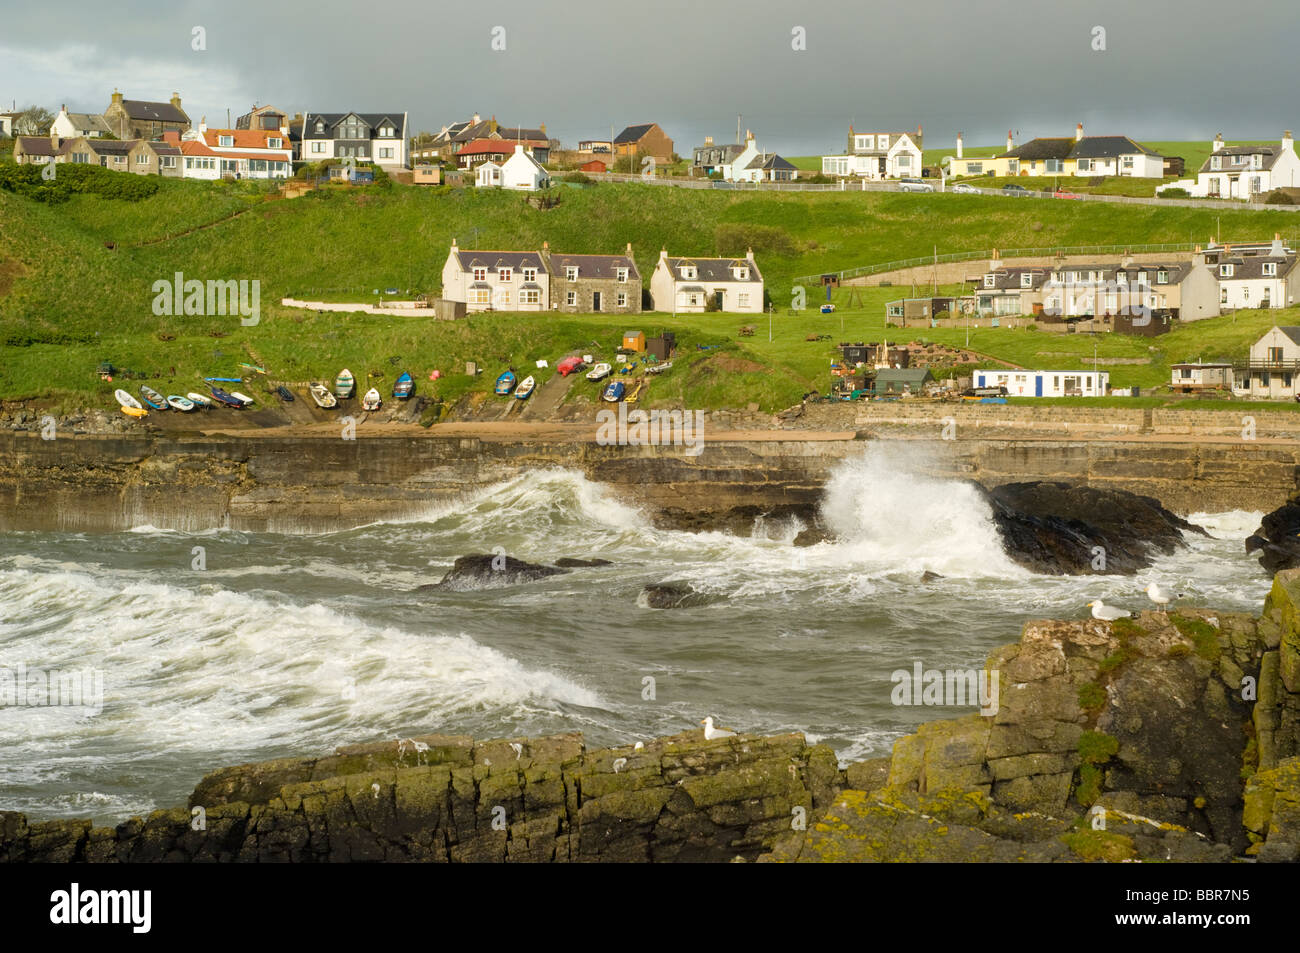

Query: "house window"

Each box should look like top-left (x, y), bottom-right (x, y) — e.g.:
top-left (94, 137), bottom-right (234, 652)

top-left (1136, 271), bottom-right (1147, 284)
top-left (1007, 159), bottom-right (1019, 174)
top-left (687, 294), bottom-right (700, 307)
top-left (498, 290), bottom-right (511, 305)
top-left (738, 294), bottom-right (749, 307)
top-left (968, 162), bottom-right (982, 174)
top-left (878, 135), bottom-right (888, 150)
top-left (1045, 159), bottom-right (1062, 173)
top-left (617, 293), bottom-right (627, 307)
top-left (1020, 273), bottom-right (1032, 288)
top-left (897, 154), bottom-right (911, 169)
top-left (1221, 286), bottom-right (1228, 304)
top-left (470, 288), bottom-right (490, 304)
top-left (219, 135), bottom-right (233, 147)
top-left (1077, 159), bottom-right (1091, 172)
top-left (1220, 264), bottom-right (1233, 277)
top-left (268, 138), bottom-right (282, 149)
top-left (983, 274), bottom-right (995, 288)
top-left (1264, 262), bottom-right (1278, 276)
top-left (681, 266), bottom-right (696, 280)
top-left (1263, 287), bottom-right (1272, 304)
top-left (136, 153), bottom-right (148, 165)
top-left (473, 268), bottom-right (487, 281)
top-left (523, 267), bottom-right (536, 281)
top-left (855, 135), bottom-right (872, 151)
top-left (378, 147), bottom-right (393, 159)
top-left (735, 267), bottom-right (749, 280)
top-left (1212, 156), bottom-right (1222, 170)
top-left (521, 289), bottom-right (540, 305)
top-left (566, 266), bottom-right (578, 280)
top-left (616, 267), bottom-right (628, 282)
top-left (1157, 269), bottom-right (1168, 283)
top-left (1122, 156), bottom-right (1134, 170)
top-left (380, 125), bottom-right (394, 137)
top-left (499, 268), bottom-right (512, 282)
top-left (566, 291), bottom-right (576, 306)
top-left (311, 142), bottom-right (324, 154)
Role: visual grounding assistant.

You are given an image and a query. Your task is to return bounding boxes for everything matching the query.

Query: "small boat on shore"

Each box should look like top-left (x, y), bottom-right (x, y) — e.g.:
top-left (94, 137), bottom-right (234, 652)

top-left (115, 389), bottom-right (143, 411)
top-left (166, 395), bottom-right (196, 412)
top-left (230, 391), bottom-right (255, 407)
top-left (210, 387), bottom-right (245, 408)
top-left (602, 380), bottom-right (626, 402)
top-left (186, 392), bottom-right (214, 409)
top-left (276, 385), bottom-right (295, 402)
top-left (362, 388), bottom-right (382, 411)
top-left (238, 363), bottom-right (266, 375)
top-left (515, 376), bottom-right (536, 400)
top-left (204, 377), bottom-right (243, 383)
top-left (585, 363), bottom-right (611, 382)
top-left (139, 385), bottom-right (167, 410)
top-left (335, 368), bottom-right (355, 399)
top-left (645, 361), bottom-right (673, 375)
top-left (309, 383), bottom-right (337, 408)
top-left (121, 405), bottom-right (148, 418)
top-left (495, 370), bottom-right (517, 395)
top-left (393, 372), bottom-right (414, 399)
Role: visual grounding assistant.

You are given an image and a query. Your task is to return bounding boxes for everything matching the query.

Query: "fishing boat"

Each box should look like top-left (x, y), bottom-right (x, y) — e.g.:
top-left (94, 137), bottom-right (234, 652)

top-left (362, 388), bottom-right (382, 411)
top-left (585, 363), bottom-right (611, 382)
top-left (186, 392), bottom-right (214, 409)
top-left (335, 368), bottom-right (355, 399)
top-left (120, 406), bottom-right (148, 419)
top-left (309, 382), bottom-right (337, 408)
top-left (114, 389), bottom-right (143, 411)
top-left (515, 375), bottom-right (535, 400)
top-left (602, 380), bottom-right (626, 403)
top-left (494, 370), bottom-right (517, 395)
top-left (275, 385), bottom-right (295, 402)
top-left (210, 386), bottom-right (245, 408)
top-left (645, 361), bottom-right (673, 375)
top-left (230, 391), bottom-right (255, 407)
top-left (139, 385), bottom-right (168, 410)
top-left (166, 395), bottom-right (196, 412)
top-left (392, 371), bottom-right (414, 399)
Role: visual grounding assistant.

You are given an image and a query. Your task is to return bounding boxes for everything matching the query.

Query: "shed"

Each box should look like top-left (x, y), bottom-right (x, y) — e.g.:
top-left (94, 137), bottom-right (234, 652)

top-left (622, 330), bottom-right (646, 351)
top-left (579, 159), bottom-right (607, 173)
top-left (873, 367), bottom-right (934, 396)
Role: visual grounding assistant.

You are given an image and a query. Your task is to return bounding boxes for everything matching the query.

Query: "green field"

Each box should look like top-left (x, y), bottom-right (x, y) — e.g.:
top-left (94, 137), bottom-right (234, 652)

top-left (2, 171), bottom-right (1299, 414)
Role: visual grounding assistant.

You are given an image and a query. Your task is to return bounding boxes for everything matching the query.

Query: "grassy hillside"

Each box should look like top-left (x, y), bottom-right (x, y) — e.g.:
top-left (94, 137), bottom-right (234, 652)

top-left (3, 174), bottom-right (1300, 413)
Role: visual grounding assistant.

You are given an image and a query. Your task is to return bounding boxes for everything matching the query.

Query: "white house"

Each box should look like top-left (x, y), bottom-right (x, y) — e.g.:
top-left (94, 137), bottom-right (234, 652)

top-left (1160, 132), bottom-right (1300, 199)
top-left (1240, 326), bottom-right (1300, 399)
top-left (476, 160), bottom-right (502, 188)
top-left (649, 249), bottom-right (764, 313)
top-left (1171, 362), bottom-right (1234, 393)
top-left (299, 111), bottom-right (408, 168)
top-left (500, 144), bottom-right (551, 191)
top-left (440, 242), bottom-right (549, 313)
top-left (1208, 236), bottom-right (1300, 309)
top-left (973, 369), bottom-right (1109, 397)
top-left (822, 127), bottom-right (923, 180)
top-left (183, 120), bottom-right (292, 179)
top-left (49, 105), bottom-right (111, 139)
top-left (721, 136), bottom-right (798, 182)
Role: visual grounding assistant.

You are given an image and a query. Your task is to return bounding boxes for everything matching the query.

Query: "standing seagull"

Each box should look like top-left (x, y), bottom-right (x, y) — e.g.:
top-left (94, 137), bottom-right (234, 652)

top-left (1088, 600), bottom-right (1131, 621)
top-left (1145, 583), bottom-right (1180, 607)
top-left (701, 716), bottom-right (737, 740)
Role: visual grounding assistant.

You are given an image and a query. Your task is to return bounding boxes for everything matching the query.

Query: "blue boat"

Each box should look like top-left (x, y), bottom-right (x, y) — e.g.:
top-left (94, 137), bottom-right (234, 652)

top-left (494, 371), bottom-right (516, 395)
top-left (209, 386), bottom-right (245, 408)
top-left (204, 377), bottom-right (243, 383)
top-left (139, 385), bottom-right (168, 410)
top-left (602, 380), bottom-right (626, 403)
top-left (393, 371), bottom-right (414, 399)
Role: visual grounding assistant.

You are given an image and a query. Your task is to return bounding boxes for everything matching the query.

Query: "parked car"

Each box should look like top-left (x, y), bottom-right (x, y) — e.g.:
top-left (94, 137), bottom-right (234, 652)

top-left (1002, 183), bottom-right (1030, 196)
top-left (951, 182), bottom-right (980, 194)
top-left (1053, 189), bottom-right (1082, 199)
top-left (899, 178), bottom-right (934, 193)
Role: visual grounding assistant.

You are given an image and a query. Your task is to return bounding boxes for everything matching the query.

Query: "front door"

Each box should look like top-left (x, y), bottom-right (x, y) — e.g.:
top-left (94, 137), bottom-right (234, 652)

top-left (1035, 375), bottom-right (1043, 397)
top-left (714, 291), bottom-right (724, 310)
top-left (592, 291), bottom-right (602, 312)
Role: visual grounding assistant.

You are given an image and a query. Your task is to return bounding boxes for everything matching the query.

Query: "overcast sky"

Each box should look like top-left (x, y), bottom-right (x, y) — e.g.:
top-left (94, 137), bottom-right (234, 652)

top-left (3, 0), bottom-right (1297, 156)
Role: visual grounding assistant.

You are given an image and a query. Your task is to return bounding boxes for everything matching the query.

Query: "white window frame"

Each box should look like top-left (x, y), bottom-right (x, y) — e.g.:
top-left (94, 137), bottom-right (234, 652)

top-left (1220, 264), bottom-right (1234, 277)
top-left (473, 268), bottom-right (487, 281)
top-left (616, 267), bottom-right (628, 282)
top-left (617, 292), bottom-right (627, 307)
top-left (566, 291), bottom-right (576, 306)
top-left (566, 266), bottom-right (578, 281)
top-left (523, 267), bottom-right (536, 282)
top-left (219, 135), bottom-right (233, 147)
top-left (1263, 262), bottom-right (1278, 276)
top-left (499, 268), bottom-right (512, 282)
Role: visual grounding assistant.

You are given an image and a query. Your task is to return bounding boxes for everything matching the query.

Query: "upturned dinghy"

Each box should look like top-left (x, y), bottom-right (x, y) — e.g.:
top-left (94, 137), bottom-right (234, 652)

top-left (276, 385), bottom-right (295, 402)
top-left (393, 372), bottom-right (414, 399)
top-left (362, 388), bottom-right (382, 411)
top-left (210, 387), bottom-right (245, 408)
top-left (230, 391), bottom-right (255, 406)
top-left (309, 382), bottom-right (338, 408)
top-left (335, 369), bottom-right (355, 399)
top-left (139, 385), bottom-right (168, 410)
top-left (115, 389), bottom-right (143, 410)
top-left (494, 370), bottom-right (517, 395)
top-left (166, 395), bottom-right (196, 412)
top-left (186, 392), bottom-right (214, 408)
top-left (515, 375), bottom-right (535, 399)
top-left (120, 406), bottom-right (148, 418)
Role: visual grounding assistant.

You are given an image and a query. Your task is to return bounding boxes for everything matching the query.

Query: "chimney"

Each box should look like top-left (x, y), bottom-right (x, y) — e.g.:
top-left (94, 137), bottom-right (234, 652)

top-left (542, 240), bottom-right (549, 250)
top-left (626, 242), bottom-right (632, 256)
top-left (1006, 130), bottom-right (1013, 152)
top-left (659, 247), bottom-right (668, 263)
top-left (472, 113), bottom-right (481, 124)
top-left (199, 116), bottom-right (207, 134)
top-left (1213, 133), bottom-right (1224, 152)
top-left (170, 92), bottom-right (182, 110)
top-left (956, 131), bottom-right (963, 159)
top-left (540, 122), bottom-right (546, 135)
top-left (916, 124), bottom-right (922, 142)
top-left (1284, 130), bottom-right (1294, 153)
top-left (746, 246), bottom-right (755, 262)
top-left (746, 129), bottom-right (753, 141)
top-left (989, 248), bottom-right (1002, 271)
top-left (1272, 232), bottom-right (1286, 257)
top-left (111, 89), bottom-right (123, 106)
top-left (514, 143), bottom-right (524, 154)
top-left (1075, 122), bottom-right (1083, 142)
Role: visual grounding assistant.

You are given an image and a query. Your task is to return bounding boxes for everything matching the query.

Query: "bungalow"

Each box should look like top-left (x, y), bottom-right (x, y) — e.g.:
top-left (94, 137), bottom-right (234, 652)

top-left (1207, 235), bottom-right (1300, 309)
top-left (1170, 362), bottom-right (1234, 393)
top-left (12, 135), bottom-right (71, 165)
top-left (950, 125), bottom-right (1163, 178)
top-left (544, 243), bottom-right (641, 313)
top-left (974, 369), bottom-right (1109, 397)
top-left (50, 105), bottom-right (112, 139)
top-left (720, 134), bottom-right (798, 182)
top-left (1160, 132), bottom-right (1300, 200)
top-left (822, 126), bottom-right (923, 180)
top-left (499, 144), bottom-right (551, 191)
top-left (1237, 326), bottom-right (1300, 399)
top-left (300, 111), bottom-right (408, 168)
top-left (59, 137), bottom-right (180, 176)
top-left (650, 249), bottom-right (763, 313)
top-left (441, 241), bottom-right (549, 312)
top-left (613, 123), bottom-right (674, 166)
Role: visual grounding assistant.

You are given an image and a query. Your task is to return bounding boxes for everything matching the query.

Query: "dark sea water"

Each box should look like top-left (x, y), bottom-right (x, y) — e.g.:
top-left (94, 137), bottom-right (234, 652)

top-left (0, 446), bottom-right (1271, 823)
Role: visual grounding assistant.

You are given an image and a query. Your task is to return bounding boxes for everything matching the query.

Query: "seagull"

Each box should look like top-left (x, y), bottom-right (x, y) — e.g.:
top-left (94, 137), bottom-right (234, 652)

top-left (509, 742), bottom-right (523, 760)
top-left (1145, 583), bottom-right (1180, 607)
top-left (633, 741), bottom-right (644, 751)
top-left (1088, 600), bottom-right (1131, 621)
top-left (701, 716), bottom-right (737, 740)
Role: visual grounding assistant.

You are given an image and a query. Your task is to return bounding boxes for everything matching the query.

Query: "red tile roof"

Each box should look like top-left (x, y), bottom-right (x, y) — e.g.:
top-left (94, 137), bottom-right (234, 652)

top-left (457, 137), bottom-right (544, 157)
top-left (199, 128), bottom-right (290, 151)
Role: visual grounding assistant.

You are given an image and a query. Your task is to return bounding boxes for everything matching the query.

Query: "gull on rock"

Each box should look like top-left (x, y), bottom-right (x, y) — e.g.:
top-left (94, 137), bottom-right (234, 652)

top-left (701, 716), bottom-right (737, 740)
top-left (1089, 600), bottom-right (1131, 622)
top-left (1146, 583), bottom-right (1180, 607)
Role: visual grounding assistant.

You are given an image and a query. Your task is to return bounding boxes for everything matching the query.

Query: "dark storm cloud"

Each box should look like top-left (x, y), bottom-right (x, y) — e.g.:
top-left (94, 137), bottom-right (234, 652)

top-left (2, 0), bottom-right (1297, 155)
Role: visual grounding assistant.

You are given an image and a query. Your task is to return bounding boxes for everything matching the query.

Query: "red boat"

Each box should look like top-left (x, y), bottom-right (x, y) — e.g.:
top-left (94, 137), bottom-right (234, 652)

top-left (557, 356), bottom-right (586, 377)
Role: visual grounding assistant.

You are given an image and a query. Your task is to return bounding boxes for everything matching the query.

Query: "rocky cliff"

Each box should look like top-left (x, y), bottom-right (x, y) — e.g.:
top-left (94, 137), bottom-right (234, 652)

top-left (6, 572), bottom-right (1300, 863)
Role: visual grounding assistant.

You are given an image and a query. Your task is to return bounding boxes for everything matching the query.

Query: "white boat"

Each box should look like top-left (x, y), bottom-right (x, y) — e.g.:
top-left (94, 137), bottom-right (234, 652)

top-left (335, 368), bottom-right (355, 399)
top-left (645, 361), bottom-right (673, 375)
top-left (230, 391), bottom-right (255, 406)
top-left (166, 395), bottom-right (196, 412)
top-left (114, 389), bottom-right (143, 410)
top-left (362, 388), bottom-right (382, 411)
top-left (309, 382), bottom-right (337, 408)
top-left (515, 376), bottom-right (535, 399)
top-left (186, 392), bottom-right (214, 408)
top-left (585, 362), bottom-right (612, 381)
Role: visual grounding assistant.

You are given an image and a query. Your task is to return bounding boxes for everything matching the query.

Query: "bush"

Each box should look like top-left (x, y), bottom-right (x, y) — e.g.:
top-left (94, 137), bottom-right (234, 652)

top-left (714, 222), bottom-right (799, 258)
top-left (561, 171), bottom-right (594, 185)
top-left (0, 161), bottom-right (161, 203)
top-left (1159, 187), bottom-right (1190, 198)
top-left (1265, 191), bottom-right (1296, 205)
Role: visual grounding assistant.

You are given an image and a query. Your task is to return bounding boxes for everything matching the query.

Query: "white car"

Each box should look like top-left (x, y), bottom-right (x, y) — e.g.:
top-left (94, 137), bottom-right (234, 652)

top-left (951, 183), bottom-right (980, 194)
top-left (898, 178), bottom-right (934, 193)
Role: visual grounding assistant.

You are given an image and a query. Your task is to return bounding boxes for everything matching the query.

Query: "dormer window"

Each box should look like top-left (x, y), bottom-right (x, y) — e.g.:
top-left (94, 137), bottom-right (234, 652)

top-left (983, 274), bottom-right (995, 288)
top-left (878, 135), bottom-right (889, 150)
top-left (473, 267), bottom-right (487, 281)
top-left (1220, 264), bottom-right (1234, 277)
top-left (1264, 262), bottom-right (1278, 276)
top-left (219, 135), bottom-right (233, 147)
top-left (1020, 273), bottom-right (1032, 288)
top-left (268, 137), bottom-right (282, 149)
top-left (1136, 271), bottom-right (1147, 285)
top-left (499, 268), bottom-right (512, 282)
top-left (735, 267), bottom-right (749, 280)
top-left (315, 120), bottom-right (324, 134)
top-left (616, 267), bottom-right (628, 282)
top-left (1211, 155), bottom-right (1221, 170)
top-left (566, 266), bottom-right (578, 281)
top-left (523, 267), bottom-right (536, 281)
top-left (681, 265), bottom-right (697, 280)
top-left (1116, 270), bottom-right (1126, 283)
top-left (1157, 270), bottom-right (1168, 284)
top-left (855, 135), bottom-right (872, 151)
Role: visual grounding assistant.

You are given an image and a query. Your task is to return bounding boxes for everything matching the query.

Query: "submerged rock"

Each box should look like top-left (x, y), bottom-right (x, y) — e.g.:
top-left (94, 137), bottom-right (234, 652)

top-left (920, 570), bottom-right (944, 583)
top-left (1247, 491), bottom-right (1300, 573)
top-left (554, 557), bottom-right (613, 568)
top-left (639, 582), bottom-right (713, 610)
top-left (984, 481), bottom-right (1202, 575)
top-left (423, 554), bottom-right (569, 591)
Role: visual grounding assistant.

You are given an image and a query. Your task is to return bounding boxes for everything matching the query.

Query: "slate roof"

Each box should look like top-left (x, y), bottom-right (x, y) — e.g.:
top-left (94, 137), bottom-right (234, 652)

top-left (1199, 145), bottom-right (1285, 173)
top-left (1277, 327), bottom-right (1300, 347)
top-left (981, 263), bottom-right (1193, 290)
top-left (1213, 255), bottom-right (1298, 280)
top-left (663, 257), bottom-right (762, 282)
top-left (451, 250), bottom-right (546, 273)
top-left (302, 113), bottom-right (405, 140)
top-left (758, 154), bottom-right (797, 171)
top-left (1001, 137), bottom-right (1074, 161)
top-left (16, 136), bottom-right (70, 156)
top-left (547, 253), bottom-right (640, 280)
top-left (64, 112), bottom-right (112, 135)
top-left (496, 126), bottom-right (546, 142)
top-left (121, 99), bottom-right (189, 123)
top-left (614, 123), bottom-right (657, 144)
top-left (998, 135), bottom-right (1160, 161)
